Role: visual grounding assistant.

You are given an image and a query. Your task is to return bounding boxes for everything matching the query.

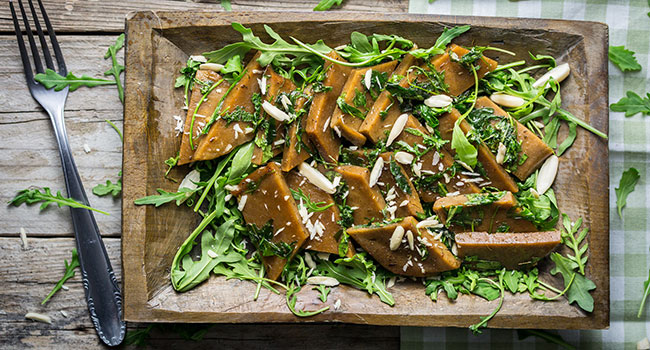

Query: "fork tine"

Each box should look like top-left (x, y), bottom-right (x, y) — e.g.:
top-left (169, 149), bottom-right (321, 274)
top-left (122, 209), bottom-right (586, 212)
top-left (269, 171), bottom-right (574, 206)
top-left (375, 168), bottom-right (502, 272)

top-left (10, 1), bottom-right (34, 83)
top-left (36, 0), bottom-right (66, 75)
top-left (27, 0), bottom-right (54, 71)
top-left (17, 0), bottom-right (44, 74)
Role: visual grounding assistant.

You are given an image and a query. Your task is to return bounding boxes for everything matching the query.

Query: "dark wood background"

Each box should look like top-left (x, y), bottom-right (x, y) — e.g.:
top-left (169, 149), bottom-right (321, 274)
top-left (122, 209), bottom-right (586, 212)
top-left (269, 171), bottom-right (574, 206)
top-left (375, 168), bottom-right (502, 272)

top-left (0, 1), bottom-right (406, 348)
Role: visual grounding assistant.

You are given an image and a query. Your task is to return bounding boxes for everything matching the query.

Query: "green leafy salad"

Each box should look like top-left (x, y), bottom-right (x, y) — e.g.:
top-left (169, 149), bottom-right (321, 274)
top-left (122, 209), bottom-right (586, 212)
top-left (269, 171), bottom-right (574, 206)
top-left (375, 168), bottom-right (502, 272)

top-left (134, 23), bottom-right (606, 333)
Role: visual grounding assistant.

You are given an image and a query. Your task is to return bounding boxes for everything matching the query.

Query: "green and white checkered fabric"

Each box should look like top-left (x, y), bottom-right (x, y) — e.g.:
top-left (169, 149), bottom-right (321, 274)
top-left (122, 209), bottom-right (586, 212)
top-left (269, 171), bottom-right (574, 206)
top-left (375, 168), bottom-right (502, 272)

top-left (404, 0), bottom-right (650, 349)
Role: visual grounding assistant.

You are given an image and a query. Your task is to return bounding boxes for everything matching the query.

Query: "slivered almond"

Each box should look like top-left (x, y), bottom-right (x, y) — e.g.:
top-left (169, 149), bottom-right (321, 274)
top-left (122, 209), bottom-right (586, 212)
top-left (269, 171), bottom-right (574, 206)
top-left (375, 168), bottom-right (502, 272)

top-left (424, 94), bottom-right (453, 108)
top-left (389, 226), bottom-right (406, 251)
top-left (386, 114), bottom-right (408, 146)
top-left (299, 162), bottom-right (336, 194)
top-left (496, 142), bottom-right (507, 165)
top-left (190, 55), bottom-right (207, 63)
top-left (25, 312), bottom-right (51, 324)
top-left (178, 169), bottom-right (201, 191)
top-left (364, 69), bottom-right (373, 90)
top-left (258, 75), bottom-right (267, 95)
top-left (394, 151), bottom-right (414, 165)
top-left (262, 101), bottom-right (290, 122)
top-left (369, 157), bottom-right (384, 187)
top-left (281, 94), bottom-right (292, 111)
top-left (536, 155), bottom-right (558, 195)
top-left (304, 251), bottom-right (317, 269)
top-left (199, 63), bottom-right (224, 72)
top-left (416, 219), bottom-right (439, 229)
top-left (406, 230), bottom-right (414, 250)
top-left (307, 276), bottom-right (340, 287)
top-left (490, 93), bottom-right (525, 108)
top-left (532, 63), bottom-right (570, 88)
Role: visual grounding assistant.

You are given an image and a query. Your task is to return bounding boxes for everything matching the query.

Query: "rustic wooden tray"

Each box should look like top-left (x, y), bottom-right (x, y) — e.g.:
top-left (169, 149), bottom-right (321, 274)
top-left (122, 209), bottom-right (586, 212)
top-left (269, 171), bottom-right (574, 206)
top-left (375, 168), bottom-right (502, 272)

top-left (122, 11), bottom-right (609, 329)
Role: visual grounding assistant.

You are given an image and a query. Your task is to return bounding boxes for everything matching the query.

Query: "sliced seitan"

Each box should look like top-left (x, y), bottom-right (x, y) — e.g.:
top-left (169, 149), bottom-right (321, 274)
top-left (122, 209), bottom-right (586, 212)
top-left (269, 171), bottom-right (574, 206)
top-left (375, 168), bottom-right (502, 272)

top-left (193, 53), bottom-right (263, 161)
top-left (284, 169), bottom-right (353, 257)
top-left (178, 70), bottom-right (231, 165)
top-left (438, 108), bottom-right (519, 193)
top-left (474, 97), bottom-right (553, 180)
top-left (281, 86), bottom-right (315, 172)
top-left (331, 60), bottom-right (398, 146)
top-left (360, 53), bottom-right (419, 143)
top-left (378, 152), bottom-right (423, 218)
top-left (433, 191), bottom-right (537, 233)
top-left (431, 44), bottom-right (498, 96)
top-left (456, 231), bottom-right (561, 269)
top-left (251, 66), bottom-right (296, 165)
top-left (348, 217), bottom-right (460, 277)
top-left (231, 162), bottom-right (309, 280)
top-left (394, 115), bottom-right (481, 203)
top-left (334, 165), bottom-right (386, 225)
top-left (305, 51), bottom-right (353, 163)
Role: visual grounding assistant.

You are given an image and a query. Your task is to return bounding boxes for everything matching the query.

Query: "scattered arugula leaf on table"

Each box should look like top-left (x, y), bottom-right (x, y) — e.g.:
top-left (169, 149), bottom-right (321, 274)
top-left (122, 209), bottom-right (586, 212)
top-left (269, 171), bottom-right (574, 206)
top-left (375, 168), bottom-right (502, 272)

top-left (124, 325), bottom-right (154, 347)
top-left (93, 172), bottom-right (122, 198)
top-left (313, 284), bottom-right (331, 302)
top-left (608, 45), bottom-right (642, 72)
top-left (313, 0), bottom-right (343, 11)
top-left (550, 253), bottom-right (596, 312)
top-left (639, 261), bottom-right (650, 318)
top-left (610, 91), bottom-right (650, 117)
top-left (35, 69), bottom-right (115, 91)
top-left (615, 167), bottom-right (640, 218)
top-left (104, 34), bottom-right (125, 103)
top-left (517, 329), bottom-right (576, 350)
top-left (9, 187), bottom-right (109, 215)
top-left (220, 0), bottom-right (232, 11)
top-left (105, 119), bottom-right (123, 142)
top-left (560, 214), bottom-right (589, 274)
top-left (42, 249), bottom-right (80, 304)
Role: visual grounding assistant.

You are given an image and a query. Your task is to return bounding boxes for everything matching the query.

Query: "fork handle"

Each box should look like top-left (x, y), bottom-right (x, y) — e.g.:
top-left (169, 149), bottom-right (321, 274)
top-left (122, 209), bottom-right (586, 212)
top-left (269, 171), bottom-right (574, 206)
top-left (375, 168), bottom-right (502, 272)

top-left (48, 105), bottom-right (126, 346)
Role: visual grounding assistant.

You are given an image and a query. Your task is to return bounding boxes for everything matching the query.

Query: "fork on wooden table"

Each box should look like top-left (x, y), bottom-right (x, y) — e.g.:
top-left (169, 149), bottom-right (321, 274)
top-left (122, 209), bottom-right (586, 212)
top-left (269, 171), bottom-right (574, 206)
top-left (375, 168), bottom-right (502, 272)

top-left (9, 0), bottom-right (125, 346)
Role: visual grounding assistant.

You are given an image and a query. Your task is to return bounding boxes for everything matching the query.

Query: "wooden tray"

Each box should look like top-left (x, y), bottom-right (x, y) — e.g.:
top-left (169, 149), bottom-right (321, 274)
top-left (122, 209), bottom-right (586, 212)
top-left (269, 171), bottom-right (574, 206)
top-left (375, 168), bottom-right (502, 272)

top-left (122, 11), bottom-right (609, 329)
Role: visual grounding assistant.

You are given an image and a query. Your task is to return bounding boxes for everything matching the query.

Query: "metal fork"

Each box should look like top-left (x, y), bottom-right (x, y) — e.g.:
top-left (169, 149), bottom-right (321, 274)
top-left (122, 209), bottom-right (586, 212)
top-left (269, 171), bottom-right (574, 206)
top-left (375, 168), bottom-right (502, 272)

top-left (10, 0), bottom-right (125, 346)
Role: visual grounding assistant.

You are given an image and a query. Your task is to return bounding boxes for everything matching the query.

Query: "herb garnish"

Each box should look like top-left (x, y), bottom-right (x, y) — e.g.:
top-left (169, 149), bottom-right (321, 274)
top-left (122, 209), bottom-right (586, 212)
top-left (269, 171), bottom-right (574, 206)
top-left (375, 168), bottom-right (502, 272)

top-left (336, 92), bottom-right (366, 120)
top-left (42, 249), bottom-right (80, 304)
top-left (291, 188), bottom-right (335, 212)
top-left (389, 158), bottom-right (412, 194)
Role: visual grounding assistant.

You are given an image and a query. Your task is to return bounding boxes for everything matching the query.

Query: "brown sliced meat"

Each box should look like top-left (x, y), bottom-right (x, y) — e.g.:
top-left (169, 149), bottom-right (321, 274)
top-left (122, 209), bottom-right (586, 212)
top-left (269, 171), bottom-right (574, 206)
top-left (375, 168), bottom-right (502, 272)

top-left (394, 115), bottom-right (481, 202)
top-left (281, 87), bottom-right (315, 172)
top-left (431, 44), bottom-right (498, 96)
top-left (251, 67), bottom-right (296, 165)
top-left (305, 51), bottom-right (353, 163)
top-left (284, 170), bottom-right (353, 257)
top-left (193, 53), bottom-right (263, 161)
top-left (334, 165), bottom-right (386, 225)
top-left (474, 97), bottom-right (553, 180)
top-left (231, 162), bottom-right (309, 280)
top-left (331, 60), bottom-right (398, 146)
top-left (377, 152), bottom-right (423, 218)
top-left (360, 53), bottom-right (419, 143)
top-left (433, 191), bottom-right (537, 233)
top-left (348, 217), bottom-right (460, 277)
top-left (456, 231), bottom-right (561, 269)
top-left (438, 108), bottom-right (519, 193)
top-left (178, 70), bottom-right (231, 165)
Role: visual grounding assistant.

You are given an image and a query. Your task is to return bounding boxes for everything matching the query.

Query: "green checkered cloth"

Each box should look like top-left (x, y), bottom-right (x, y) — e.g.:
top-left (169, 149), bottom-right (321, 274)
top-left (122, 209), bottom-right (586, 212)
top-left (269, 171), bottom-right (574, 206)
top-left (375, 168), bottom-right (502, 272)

top-left (404, 0), bottom-right (650, 349)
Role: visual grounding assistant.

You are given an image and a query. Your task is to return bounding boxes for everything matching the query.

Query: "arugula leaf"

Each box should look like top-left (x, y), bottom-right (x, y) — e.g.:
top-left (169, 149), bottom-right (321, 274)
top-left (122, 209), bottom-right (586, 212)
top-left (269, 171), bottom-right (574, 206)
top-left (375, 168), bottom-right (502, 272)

top-left (286, 283), bottom-right (330, 316)
top-left (42, 249), bottom-right (80, 304)
top-left (313, 284), bottom-right (331, 302)
top-left (228, 142), bottom-right (254, 181)
top-left (560, 215), bottom-right (589, 275)
top-left (313, 0), bottom-right (343, 11)
top-left (220, 0), bottom-right (232, 11)
top-left (92, 175), bottom-right (122, 198)
top-left (104, 34), bottom-right (125, 103)
top-left (175, 58), bottom-right (202, 108)
top-left (124, 325), bottom-right (154, 347)
top-left (164, 153), bottom-right (180, 181)
top-left (638, 264), bottom-right (650, 318)
top-left (549, 253), bottom-right (596, 312)
top-left (608, 45), bottom-right (642, 72)
top-left (610, 91), bottom-right (650, 117)
top-left (35, 69), bottom-right (115, 91)
top-left (134, 188), bottom-right (197, 207)
top-left (410, 25), bottom-right (471, 59)
top-left (451, 121), bottom-right (477, 166)
top-left (616, 167), bottom-right (640, 218)
top-left (469, 274), bottom-right (505, 334)
top-left (517, 329), bottom-right (576, 350)
top-left (105, 119), bottom-right (123, 142)
top-left (337, 32), bottom-right (412, 65)
top-left (9, 187), bottom-right (109, 215)
top-left (291, 188), bottom-right (334, 212)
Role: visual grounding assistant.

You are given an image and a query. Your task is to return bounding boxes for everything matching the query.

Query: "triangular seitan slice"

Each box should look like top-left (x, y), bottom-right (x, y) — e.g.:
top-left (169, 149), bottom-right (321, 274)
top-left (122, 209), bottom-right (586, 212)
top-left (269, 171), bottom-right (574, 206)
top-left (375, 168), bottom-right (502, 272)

top-left (193, 53), bottom-right (263, 161)
top-left (330, 60), bottom-right (398, 146)
top-left (231, 162), bottom-right (309, 280)
top-left (456, 231), bottom-right (561, 269)
top-left (431, 44), bottom-right (497, 96)
top-left (348, 217), bottom-right (460, 277)
top-left (334, 165), bottom-right (386, 225)
top-left (474, 97), bottom-right (553, 181)
top-left (433, 191), bottom-right (537, 233)
top-left (438, 108), bottom-right (519, 193)
top-left (305, 51), bottom-right (352, 163)
top-left (178, 70), bottom-right (231, 165)
top-left (284, 170), bottom-right (353, 257)
top-left (251, 66), bottom-right (296, 165)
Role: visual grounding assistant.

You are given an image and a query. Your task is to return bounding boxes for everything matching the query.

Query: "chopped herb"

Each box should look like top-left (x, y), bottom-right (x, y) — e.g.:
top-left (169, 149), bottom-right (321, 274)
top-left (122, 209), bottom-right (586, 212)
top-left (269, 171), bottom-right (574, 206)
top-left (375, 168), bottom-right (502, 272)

top-left (291, 188), bottom-right (335, 212)
top-left (465, 191), bottom-right (506, 206)
top-left (336, 93), bottom-right (366, 119)
top-left (389, 158), bottom-right (411, 194)
top-left (353, 88), bottom-right (367, 108)
top-left (247, 221), bottom-right (295, 259)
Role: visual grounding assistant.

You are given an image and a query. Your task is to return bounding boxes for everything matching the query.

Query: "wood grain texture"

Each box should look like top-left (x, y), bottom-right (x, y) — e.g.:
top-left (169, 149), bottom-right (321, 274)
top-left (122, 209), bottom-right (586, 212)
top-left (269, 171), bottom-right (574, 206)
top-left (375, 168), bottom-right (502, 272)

top-left (0, 0), bottom-right (407, 33)
top-left (122, 11), bottom-right (609, 329)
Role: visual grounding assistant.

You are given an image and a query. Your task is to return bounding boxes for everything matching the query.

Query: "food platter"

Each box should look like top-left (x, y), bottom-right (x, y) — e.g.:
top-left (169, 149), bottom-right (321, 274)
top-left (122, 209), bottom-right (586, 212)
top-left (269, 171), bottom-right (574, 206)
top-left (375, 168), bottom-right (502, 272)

top-left (122, 11), bottom-right (609, 329)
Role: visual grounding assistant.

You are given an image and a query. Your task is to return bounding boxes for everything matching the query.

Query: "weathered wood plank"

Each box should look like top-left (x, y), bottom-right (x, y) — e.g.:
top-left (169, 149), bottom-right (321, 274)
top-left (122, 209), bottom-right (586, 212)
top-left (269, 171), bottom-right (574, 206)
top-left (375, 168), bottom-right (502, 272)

top-left (0, 0), bottom-right (407, 33)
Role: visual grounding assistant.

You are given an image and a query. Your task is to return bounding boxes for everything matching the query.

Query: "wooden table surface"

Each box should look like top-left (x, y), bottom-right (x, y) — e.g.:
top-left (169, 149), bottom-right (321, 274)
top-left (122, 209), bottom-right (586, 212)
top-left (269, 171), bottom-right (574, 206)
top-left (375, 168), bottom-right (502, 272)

top-left (0, 1), bottom-right (406, 348)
